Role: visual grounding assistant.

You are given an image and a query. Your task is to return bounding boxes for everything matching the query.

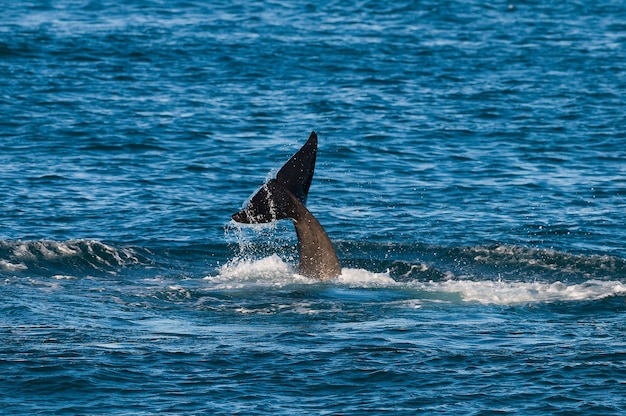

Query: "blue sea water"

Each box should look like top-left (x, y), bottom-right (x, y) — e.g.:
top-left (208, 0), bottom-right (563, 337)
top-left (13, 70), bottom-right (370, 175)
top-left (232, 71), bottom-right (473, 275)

top-left (2, 0), bottom-right (626, 414)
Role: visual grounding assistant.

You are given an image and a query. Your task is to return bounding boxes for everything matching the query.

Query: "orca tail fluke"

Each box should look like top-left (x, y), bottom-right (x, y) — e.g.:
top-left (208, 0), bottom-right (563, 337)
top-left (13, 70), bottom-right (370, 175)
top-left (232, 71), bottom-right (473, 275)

top-left (231, 179), bottom-right (294, 224)
top-left (232, 131), bottom-right (318, 224)
top-left (275, 131), bottom-right (317, 205)
top-left (231, 131), bottom-right (341, 280)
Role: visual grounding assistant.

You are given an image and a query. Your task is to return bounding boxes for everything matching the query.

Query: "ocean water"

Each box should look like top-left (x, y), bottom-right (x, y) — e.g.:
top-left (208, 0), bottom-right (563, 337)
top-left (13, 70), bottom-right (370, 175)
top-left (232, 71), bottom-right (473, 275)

top-left (2, 0), bottom-right (626, 414)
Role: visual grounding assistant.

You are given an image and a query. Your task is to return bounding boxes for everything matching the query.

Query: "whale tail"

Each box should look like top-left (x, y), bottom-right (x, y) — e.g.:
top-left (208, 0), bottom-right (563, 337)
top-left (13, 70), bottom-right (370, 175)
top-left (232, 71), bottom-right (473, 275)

top-left (232, 131), bottom-right (317, 224)
top-left (231, 131), bottom-right (341, 280)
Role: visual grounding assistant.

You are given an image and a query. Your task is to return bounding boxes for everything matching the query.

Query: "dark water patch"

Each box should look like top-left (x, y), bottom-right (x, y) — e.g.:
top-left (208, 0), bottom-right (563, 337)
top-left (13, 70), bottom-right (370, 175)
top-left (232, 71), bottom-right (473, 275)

top-left (535, 295), bottom-right (626, 315)
top-left (80, 144), bottom-right (127, 152)
top-left (27, 174), bottom-right (70, 182)
top-left (184, 164), bottom-right (211, 172)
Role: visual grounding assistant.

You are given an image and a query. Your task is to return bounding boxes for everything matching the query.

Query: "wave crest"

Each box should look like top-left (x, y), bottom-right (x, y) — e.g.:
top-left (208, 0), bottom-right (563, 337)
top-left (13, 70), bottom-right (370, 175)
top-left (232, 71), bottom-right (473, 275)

top-left (410, 278), bottom-right (626, 305)
top-left (207, 253), bottom-right (626, 306)
top-left (0, 239), bottom-right (141, 275)
top-left (463, 244), bottom-right (626, 277)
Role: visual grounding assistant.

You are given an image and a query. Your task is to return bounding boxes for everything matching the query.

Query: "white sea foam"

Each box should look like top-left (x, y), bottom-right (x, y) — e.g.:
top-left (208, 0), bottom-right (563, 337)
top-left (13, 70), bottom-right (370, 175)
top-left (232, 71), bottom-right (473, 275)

top-left (410, 279), bottom-right (626, 305)
top-left (11, 240), bottom-right (79, 260)
top-left (209, 256), bottom-right (396, 289)
top-left (207, 255), bottom-right (315, 289)
top-left (216, 254), bottom-right (294, 279)
top-left (209, 256), bottom-right (626, 305)
top-left (334, 268), bottom-right (397, 288)
top-left (0, 259), bottom-right (27, 272)
top-left (52, 274), bottom-right (76, 280)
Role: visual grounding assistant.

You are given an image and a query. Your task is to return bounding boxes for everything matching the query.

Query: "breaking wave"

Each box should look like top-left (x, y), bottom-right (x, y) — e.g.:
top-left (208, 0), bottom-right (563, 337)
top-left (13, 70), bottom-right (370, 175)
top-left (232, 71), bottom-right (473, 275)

top-left (3, 238), bottom-right (625, 306)
top-left (457, 244), bottom-right (626, 278)
top-left (0, 239), bottom-right (143, 275)
top-left (208, 250), bottom-right (626, 306)
top-left (408, 279), bottom-right (626, 306)
top-left (353, 242), bottom-right (626, 282)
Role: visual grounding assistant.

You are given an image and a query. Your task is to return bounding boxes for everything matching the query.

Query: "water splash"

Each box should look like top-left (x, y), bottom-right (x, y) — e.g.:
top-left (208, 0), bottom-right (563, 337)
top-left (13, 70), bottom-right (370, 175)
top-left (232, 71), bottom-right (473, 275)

top-left (206, 255), bottom-right (311, 289)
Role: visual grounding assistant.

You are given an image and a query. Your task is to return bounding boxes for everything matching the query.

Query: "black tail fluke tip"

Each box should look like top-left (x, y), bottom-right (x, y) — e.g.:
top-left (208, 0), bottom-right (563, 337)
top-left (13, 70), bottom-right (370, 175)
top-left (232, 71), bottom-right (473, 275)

top-left (232, 131), bottom-right (320, 224)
